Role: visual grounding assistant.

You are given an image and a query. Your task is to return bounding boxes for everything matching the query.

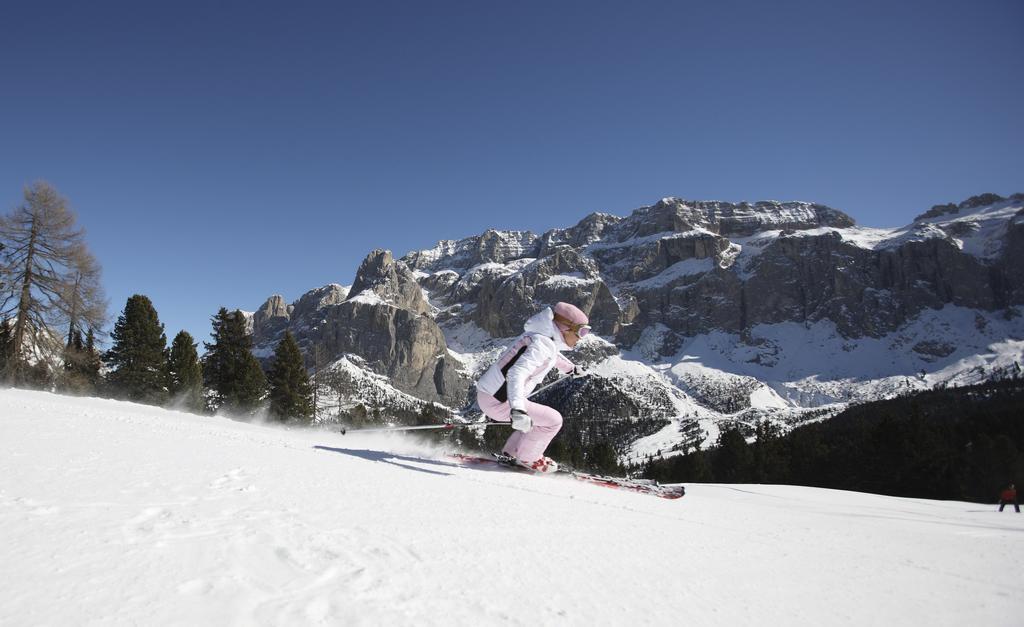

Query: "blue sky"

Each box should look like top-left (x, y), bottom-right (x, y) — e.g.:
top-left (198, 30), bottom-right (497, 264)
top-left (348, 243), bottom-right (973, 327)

top-left (1, 0), bottom-right (1021, 347)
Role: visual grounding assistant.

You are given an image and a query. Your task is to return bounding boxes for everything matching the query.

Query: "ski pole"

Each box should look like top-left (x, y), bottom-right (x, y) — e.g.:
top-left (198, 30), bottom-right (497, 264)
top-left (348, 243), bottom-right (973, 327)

top-left (525, 372), bottom-right (574, 399)
top-left (339, 419), bottom-right (504, 436)
top-left (340, 373), bottom-right (577, 435)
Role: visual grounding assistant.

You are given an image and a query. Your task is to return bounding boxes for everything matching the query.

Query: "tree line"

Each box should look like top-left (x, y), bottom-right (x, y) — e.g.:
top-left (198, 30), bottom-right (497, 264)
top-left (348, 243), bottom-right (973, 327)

top-left (101, 297), bottom-right (313, 421)
top-left (642, 377), bottom-right (1024, 503)
top-left (1, 182), bottom-right (313, 423)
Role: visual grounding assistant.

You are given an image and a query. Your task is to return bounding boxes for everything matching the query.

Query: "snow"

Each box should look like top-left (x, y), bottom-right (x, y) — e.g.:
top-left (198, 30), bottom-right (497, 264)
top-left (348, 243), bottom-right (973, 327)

top-left (346, 290), bottom-right (387, 307)
top-left (833, 225), bottom-right (899, 249)
top-left (874, 222), bottom-right (952, 250)
top-left (843, 197), bottom-right (1022, 259)
top-left (624, 417), bottom-right (690, 462)
top-left (539, 273), bottom-right (595, 289)
top-left (948, 207), bottom-right (1019, 258)
top-left (2, 388), bottom-right (1020, 626)
top-left (729, 232), bottom-right (781, 279)
top-left (666, 307), bottom-right (1024, 402)
top-left (655, 198), bottom-right (830, 230)
top-left (747, 385), bottom-right (789, 409)
top-left (628, 257), bottom-right (715, 289)
top-left (337, 283), bottom-right (351, 292)
top-left (917, 197), bottom-right (1022, 225)
top-left (585, 230), bottom-right (679, 251)
top-left (717, 196), bottom-right (1022, 263)
top-left (404, 231), bottom-right (538, 273)
top-left (718, 202), bottom-right (818, 227)
top-left (592, 353), bottom-right (669, 380)
top-left (440, 320), bottom-right (505, 377)
top-left (314, 356), bottom-right (428, 422)
top-left (630, 323), bottom-right (674, 361)
top-left (604, 305), bottom-right (1024, 454)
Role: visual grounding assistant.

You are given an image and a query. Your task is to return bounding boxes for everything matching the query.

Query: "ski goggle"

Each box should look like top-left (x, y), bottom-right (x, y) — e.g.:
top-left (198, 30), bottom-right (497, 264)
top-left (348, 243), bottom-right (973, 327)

top-left (554, 314), bottom-right (591, 338)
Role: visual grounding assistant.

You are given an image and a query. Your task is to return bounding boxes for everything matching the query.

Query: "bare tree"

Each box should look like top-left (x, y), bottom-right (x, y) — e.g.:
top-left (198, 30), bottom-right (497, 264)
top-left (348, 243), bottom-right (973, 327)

top-left (0, 181), bottom-right (107, 383)
top-left (59, 245), bottom-right (108, 343)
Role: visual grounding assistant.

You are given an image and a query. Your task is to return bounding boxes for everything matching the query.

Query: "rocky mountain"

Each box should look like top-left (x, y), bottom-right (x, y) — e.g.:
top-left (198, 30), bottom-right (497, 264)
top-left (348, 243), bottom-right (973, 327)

top-left (247, 252), bottom-right (469, 411)
top-left (243, 193), bottom-right (1024, 463)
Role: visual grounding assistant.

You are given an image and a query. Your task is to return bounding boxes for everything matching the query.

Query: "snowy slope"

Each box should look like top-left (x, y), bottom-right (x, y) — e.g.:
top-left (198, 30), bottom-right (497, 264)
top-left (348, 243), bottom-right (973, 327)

top-left (2, 389), bottom-right (1021, 626)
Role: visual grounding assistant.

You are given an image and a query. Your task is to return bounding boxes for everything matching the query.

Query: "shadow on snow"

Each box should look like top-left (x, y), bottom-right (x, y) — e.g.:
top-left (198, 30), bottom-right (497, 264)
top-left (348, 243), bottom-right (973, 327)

top-left (312, 446), bottom-right (467, 477)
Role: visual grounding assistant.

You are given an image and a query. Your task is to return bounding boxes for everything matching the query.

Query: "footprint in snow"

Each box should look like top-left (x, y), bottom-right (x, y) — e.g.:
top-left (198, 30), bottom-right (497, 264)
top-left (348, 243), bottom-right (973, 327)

top-left (123, 506), bottom-right (172, 540)
top-left (177, 578), bottom-right (214, 596)
top-left (208, 467), bottom-right (258, 492)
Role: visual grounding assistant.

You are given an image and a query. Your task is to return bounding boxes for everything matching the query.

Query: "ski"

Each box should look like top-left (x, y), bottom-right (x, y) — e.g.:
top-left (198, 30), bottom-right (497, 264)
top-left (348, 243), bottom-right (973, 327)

top-left (447, 453), bottom-right (685, 500)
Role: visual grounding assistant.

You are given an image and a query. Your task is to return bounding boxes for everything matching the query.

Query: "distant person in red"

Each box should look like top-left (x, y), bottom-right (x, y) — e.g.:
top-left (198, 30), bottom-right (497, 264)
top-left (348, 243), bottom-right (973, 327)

top-left (998, 483), bottom-right (1019, 513)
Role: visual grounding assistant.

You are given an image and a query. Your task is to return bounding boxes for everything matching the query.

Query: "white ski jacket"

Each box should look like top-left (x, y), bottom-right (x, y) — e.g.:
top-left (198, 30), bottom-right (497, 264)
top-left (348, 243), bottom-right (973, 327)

top-left (476, 307), bottom-right (575, 412)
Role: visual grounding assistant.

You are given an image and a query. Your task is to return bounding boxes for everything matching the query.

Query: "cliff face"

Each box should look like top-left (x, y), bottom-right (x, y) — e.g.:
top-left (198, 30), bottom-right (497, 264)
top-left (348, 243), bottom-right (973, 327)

top-left (413, 195), bottom-right (1022, 349)
top-left (249, 251), bottom-right (470, 408)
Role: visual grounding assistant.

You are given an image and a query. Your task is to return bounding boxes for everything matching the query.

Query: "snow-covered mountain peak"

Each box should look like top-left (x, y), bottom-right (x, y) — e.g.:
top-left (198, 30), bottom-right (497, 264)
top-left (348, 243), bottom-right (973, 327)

top-left (402, 229), bottom-right (538, 274)
top-left (914, 192), bottom-right (1023, 222)
top-left (578, 197), bottom-right (857, 246)
top-left (855, 193), bottom-right (1024, 260)
top-left (292, 283), bottom-right (350, 318)
top-left (403, 197), bottom-right (859, 276)
top-left (727, 193), bottom-right (1024, 263)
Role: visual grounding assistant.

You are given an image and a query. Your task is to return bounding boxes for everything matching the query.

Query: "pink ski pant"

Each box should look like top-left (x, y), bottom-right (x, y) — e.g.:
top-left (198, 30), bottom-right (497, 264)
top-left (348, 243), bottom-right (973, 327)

top-left (477, 390), bottom-right (563, 463)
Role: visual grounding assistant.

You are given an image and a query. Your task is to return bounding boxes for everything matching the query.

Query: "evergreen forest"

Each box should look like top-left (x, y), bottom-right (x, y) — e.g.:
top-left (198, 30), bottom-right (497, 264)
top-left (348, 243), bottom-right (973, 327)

top-left (642, 378), bottom-right (1024, 503)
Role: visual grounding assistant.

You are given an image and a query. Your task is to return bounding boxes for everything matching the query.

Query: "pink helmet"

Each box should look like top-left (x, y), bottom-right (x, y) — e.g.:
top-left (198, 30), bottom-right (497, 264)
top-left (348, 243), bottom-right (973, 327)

top-left (553, 302), bottom-right (591, 337)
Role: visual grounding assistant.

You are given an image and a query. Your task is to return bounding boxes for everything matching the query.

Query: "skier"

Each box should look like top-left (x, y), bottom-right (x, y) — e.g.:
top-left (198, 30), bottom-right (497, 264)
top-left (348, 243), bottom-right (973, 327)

top-left (475, 302), bottom-right (590, 473)
top-left (998, 483), bottom-right (1019, 513)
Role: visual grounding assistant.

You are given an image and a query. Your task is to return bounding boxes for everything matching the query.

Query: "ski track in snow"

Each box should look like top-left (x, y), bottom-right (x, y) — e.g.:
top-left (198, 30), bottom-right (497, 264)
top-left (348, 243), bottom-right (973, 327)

top-left (1, 389), bottom-right (1022, 626)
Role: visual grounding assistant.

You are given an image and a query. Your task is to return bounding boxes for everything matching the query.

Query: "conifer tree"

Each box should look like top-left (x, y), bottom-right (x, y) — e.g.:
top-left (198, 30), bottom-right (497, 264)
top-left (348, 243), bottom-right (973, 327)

top-left (60, 327), bottom-right (92, 394)
top-left (752, 420), bottom-right (788, 483)
top-left (105, 294), bottom-right (168, 404)
top-left (83, 328), bottom-right (102, 390)
top-left (267, 330), bottom-right (313, 422)
top-left (203, 308), bottom-right (266, 414)
top-left (587, 441), bottom-right (622, 475)
top-left (713, 426), bottom-right (754, 483)
top-left (168, 330), bottom-right (204, 413)
top-left (685, 446), bottom-right (713, 482)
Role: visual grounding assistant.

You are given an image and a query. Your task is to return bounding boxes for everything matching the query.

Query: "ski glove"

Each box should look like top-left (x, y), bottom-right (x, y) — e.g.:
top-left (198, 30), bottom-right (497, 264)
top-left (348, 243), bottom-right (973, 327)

top-left (510, 409), bottom-right (532, 432)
